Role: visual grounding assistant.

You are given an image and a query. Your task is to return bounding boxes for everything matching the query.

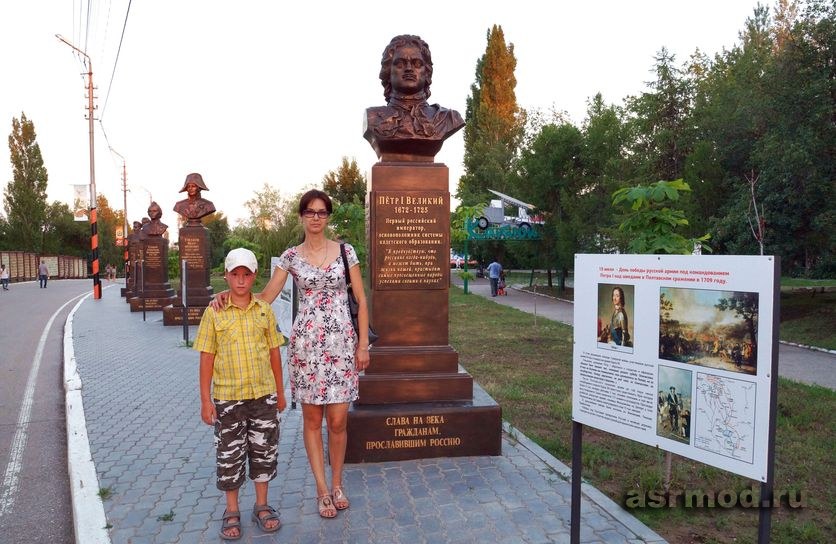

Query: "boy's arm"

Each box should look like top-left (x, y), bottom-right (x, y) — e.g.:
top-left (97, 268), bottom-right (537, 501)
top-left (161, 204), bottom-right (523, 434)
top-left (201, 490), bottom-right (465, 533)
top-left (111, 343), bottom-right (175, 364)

top-left (269, 347), bottom-right (286, 412)
top-left (199, 352), bottom-right (217, 425)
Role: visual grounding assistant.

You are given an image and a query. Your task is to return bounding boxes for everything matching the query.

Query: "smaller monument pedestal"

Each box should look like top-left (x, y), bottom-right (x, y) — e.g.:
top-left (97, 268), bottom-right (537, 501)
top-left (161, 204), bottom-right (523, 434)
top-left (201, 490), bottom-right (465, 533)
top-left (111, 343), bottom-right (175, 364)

top-left (163, 225), bottom-right (214, 325)
top-left (129, 202), bottom-right (175, 311)
top-left (122, 221), bottom-right (142, 299)
top-left (129, 236), bottom-right (175, 311)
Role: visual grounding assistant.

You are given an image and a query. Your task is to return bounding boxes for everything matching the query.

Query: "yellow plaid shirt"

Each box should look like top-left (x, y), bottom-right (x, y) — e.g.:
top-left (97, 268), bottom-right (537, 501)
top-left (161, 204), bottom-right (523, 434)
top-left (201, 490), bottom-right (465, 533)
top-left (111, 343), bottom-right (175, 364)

top-left (194, 295), bottom-right (283, 401)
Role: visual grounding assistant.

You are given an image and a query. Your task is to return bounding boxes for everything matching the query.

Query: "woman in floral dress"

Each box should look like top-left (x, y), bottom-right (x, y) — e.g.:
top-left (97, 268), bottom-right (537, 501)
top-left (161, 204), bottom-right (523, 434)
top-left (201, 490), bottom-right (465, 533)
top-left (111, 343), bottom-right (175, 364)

top-left (257, 189), bottom-right (371, 518)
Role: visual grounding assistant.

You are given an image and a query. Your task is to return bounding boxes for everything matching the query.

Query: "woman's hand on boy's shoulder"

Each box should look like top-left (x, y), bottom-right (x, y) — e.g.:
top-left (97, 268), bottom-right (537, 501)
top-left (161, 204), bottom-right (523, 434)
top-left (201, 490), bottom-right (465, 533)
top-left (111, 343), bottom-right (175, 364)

top-left (209, 291), bottom-right (229, 311)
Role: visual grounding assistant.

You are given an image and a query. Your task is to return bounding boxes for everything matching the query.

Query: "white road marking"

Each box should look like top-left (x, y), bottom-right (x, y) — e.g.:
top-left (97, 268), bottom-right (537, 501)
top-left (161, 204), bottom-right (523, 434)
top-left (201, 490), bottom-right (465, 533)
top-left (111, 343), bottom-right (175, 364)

top-left (0, 291), bottom-right (88, 517)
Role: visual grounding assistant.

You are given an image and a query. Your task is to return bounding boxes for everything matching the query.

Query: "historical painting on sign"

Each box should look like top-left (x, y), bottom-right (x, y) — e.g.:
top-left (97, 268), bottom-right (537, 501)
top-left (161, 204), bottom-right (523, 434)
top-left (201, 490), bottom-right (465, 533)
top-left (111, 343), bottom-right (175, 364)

top-left (656, 365), bottom-right (692, 444)
top-left (659, 287), bottom-right (758, 375)
top-left (596, 283), bottom-right (635, 353)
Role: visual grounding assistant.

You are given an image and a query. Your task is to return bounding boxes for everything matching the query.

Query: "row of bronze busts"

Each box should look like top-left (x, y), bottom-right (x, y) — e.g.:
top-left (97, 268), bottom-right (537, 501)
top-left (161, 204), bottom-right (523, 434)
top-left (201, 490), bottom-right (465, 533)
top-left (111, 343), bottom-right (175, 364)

top-left (128, 173), bottom-right (216, 240)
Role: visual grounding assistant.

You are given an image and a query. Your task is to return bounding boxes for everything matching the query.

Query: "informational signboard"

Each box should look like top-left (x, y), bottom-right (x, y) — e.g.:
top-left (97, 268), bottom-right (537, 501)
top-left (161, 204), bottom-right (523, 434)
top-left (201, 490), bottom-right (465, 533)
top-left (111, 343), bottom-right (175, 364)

top-left (270, 257), bottom-right (295, 393)
top-left (572, 254), bottom-right (778, 481)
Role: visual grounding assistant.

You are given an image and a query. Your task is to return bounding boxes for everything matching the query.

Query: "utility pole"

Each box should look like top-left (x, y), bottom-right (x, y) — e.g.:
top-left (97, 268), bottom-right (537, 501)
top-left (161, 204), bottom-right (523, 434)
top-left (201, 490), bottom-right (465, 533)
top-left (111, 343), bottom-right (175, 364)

top-left (110, 148), bottom-right (130, 282)
top-left (57, 34), bottom-right (101, 299)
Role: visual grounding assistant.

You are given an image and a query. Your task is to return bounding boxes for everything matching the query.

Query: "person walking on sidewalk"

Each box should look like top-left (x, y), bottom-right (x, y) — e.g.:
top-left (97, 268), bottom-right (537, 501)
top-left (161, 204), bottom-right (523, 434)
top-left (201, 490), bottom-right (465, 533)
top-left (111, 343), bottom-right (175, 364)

top-left (0, 264), bottom-right (9, 290)
top-left (487, 258), bottom-right (503, 297)
top-left (38, 260), bottom-right (48, 288)
top-left (194, 247), bottom-right (287, 540)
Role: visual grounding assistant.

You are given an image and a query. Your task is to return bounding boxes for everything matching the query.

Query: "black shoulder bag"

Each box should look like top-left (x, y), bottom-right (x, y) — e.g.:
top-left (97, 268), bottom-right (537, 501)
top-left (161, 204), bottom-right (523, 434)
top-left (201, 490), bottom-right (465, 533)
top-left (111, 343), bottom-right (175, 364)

top-left (340, 243), bottom-right (379, 345)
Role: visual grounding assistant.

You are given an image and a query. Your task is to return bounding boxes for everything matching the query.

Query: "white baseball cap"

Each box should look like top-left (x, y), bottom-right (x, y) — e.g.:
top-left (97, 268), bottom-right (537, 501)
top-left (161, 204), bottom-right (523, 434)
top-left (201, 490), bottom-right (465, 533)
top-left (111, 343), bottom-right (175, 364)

top-left (225, 248), bottom-right (258, 273)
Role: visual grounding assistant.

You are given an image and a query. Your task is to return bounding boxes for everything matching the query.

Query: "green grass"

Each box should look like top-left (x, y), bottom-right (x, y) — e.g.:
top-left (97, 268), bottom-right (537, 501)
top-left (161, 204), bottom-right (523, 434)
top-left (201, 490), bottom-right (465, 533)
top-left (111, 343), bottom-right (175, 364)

top-left (97, 487), bottom-right (113, 501)
top-left (779, 290), bottom-right (836, 350)
top-left (780, 277), bottom-right (836, 288)
top-left (449, 286), bottom-right (835, 544)
top-left (156, 509), bottom-right (175, 522)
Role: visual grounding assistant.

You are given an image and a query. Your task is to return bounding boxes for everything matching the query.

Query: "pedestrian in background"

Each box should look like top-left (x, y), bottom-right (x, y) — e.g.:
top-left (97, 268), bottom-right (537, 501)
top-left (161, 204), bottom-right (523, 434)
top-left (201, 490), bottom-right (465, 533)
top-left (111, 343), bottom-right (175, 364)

top-left (0, 264), bottom-right (9, 290)
top-left (487, 258), bottom-right (503, 297)
top-left (38, 260), bottom-right (48, 288)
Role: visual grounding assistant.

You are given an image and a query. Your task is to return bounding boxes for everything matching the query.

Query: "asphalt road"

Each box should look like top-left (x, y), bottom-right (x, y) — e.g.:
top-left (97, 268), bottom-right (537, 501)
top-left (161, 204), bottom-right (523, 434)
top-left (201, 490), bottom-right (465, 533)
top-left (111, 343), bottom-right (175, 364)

top-left (0, 278), bottom-right (93, 544)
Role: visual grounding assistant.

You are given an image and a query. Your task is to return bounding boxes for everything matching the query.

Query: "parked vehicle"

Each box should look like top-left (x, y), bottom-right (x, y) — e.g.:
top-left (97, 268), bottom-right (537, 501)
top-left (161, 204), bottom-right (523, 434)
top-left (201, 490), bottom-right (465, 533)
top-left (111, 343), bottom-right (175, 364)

top-left (450, 251), bottom-right (478, 269)
top-left (476, 190), bottom-right (543, 231)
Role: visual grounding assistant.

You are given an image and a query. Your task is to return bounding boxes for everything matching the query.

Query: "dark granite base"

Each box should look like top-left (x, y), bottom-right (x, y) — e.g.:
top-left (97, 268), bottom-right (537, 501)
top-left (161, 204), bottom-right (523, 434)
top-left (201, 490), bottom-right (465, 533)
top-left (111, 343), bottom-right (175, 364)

top-left (345, 392), bottom-right (501, 463)
top-left (162, 305), bottom-right (207, 325)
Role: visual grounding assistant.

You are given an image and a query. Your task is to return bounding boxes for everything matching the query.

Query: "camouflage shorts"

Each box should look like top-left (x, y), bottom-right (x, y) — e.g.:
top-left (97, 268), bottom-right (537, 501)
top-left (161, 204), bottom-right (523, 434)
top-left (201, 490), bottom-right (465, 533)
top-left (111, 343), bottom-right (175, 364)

top-left (213, 393), bottom-right (279, 490)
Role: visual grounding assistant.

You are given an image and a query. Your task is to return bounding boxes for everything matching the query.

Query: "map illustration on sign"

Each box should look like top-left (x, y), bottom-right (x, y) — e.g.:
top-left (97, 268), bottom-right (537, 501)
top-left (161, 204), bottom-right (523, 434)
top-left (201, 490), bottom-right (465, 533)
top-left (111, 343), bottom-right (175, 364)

top-left (693, 373), bottom-right (756, 463)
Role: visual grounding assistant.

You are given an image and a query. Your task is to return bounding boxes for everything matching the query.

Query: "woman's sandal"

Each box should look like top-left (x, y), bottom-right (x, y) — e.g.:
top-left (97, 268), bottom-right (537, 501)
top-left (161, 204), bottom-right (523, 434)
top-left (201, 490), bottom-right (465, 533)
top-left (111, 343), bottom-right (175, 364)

top-left (332, 487), bottom-right (350, 510)
top-left (317, 494), bottom-right (337, 518)
top-left (220, 510), bottom-right (242, 541)
top-left (251, 504), bottom-right (281, 533)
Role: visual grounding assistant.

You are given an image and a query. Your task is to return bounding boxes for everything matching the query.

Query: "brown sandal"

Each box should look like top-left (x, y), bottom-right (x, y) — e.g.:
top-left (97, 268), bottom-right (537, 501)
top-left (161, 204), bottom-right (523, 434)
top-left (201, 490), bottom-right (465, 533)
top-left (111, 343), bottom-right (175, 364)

top-left (219, 510), bottom-right (242, 540)
top-left (332, 487), bottom-right (349, 510)
top-left (317, 494), bottom-right (337, 518)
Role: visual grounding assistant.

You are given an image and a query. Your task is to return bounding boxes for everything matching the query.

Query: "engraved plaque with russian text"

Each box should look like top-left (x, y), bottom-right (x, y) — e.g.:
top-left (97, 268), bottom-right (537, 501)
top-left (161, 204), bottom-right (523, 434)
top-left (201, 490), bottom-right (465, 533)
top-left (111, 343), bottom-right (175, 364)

top-left (373, 191), bottom-right (448, 290)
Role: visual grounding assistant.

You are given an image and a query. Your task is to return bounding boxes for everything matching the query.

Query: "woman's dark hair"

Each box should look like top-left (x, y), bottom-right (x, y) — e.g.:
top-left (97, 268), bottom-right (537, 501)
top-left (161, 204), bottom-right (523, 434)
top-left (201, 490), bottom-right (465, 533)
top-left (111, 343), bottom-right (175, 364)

top-left (298, 189), bottom-right (333, 216)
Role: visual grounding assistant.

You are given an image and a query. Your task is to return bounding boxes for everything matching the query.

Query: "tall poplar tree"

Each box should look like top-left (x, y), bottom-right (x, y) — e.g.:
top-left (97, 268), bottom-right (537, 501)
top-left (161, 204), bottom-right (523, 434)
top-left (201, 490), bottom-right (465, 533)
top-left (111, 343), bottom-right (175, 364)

top-left (4, 113), bottom-right (49, 251)
top-left (322, 157), bottom-right (367, 205)
top-left (457, 25), bottom-right (524, 206)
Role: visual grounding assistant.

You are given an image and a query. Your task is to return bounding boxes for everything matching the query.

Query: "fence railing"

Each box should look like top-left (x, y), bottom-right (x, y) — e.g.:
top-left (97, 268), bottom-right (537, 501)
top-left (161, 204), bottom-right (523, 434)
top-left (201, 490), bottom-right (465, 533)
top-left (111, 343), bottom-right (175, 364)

top-left (0, 251), bottom-right (88, 281)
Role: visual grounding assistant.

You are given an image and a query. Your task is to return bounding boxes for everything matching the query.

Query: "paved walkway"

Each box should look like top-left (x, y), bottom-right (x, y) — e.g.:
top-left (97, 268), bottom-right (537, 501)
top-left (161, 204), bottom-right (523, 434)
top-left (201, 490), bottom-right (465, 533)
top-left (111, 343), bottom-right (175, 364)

top-left (66, 284), bottom-right (667, 543)
top-left (453, 275), bottom-right (836, 390)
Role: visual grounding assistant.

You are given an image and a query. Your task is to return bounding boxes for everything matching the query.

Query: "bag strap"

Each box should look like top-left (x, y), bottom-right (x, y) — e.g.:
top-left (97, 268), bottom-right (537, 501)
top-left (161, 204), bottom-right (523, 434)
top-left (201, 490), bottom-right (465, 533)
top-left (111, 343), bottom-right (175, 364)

top-left (340, 243), bottom-right (352, 287)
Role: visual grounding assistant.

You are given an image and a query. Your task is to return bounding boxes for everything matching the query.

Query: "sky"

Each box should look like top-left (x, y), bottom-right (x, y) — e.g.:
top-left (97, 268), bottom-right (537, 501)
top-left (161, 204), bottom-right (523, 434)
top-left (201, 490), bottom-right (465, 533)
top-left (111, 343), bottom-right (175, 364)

top-left (1, 0), bottom-right (767, 240)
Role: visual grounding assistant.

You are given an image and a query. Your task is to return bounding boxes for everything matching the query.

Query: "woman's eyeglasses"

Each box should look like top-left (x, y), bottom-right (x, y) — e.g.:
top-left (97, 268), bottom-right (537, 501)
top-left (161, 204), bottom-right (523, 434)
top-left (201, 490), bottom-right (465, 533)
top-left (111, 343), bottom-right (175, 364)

top-left (302, 209), bottom-right (330, 219)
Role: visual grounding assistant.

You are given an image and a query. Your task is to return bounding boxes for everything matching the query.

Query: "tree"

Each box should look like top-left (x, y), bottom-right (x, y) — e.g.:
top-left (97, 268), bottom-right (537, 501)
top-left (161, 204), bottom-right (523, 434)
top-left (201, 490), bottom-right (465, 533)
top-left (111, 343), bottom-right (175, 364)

top-left (43, 201), bottom-right (87, 257)
top-left (624, 48), bottom-right (694, 183)
top-left (322, 157), bottom-right (367, 205)
top-left (329, 201), bottom-right (368, 272)
top-left (4, 113), bottom-right (48, 251)
top-left (715, 292), bottom-right (759, 355)
top-left (612, 179), bottom-right (710, 254)
top-left (242, 184), bottom-right (303, 270)
top-left (94, 194), bottom-right (125, 269)
top-left (457, 25), bottom-right (525, 206)
top-left (203, 212), bottom-right (230, 269)
top-left (516, 122), bottom-right (584, 287)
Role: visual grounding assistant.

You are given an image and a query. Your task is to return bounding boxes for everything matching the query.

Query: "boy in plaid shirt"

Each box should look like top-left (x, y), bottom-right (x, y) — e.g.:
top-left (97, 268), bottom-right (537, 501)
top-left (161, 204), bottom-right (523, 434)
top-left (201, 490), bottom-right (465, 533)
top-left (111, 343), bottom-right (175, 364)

top-left (194, 248), bottom-right (286, 540)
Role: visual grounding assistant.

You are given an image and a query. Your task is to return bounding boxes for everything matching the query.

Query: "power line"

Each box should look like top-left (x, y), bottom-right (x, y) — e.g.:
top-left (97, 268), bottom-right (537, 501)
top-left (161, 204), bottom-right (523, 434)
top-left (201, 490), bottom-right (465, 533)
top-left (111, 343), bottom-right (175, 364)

top-left (84, 0), bottom-right (92, 53)
top-left (100, 0), bottom-right (132, 121)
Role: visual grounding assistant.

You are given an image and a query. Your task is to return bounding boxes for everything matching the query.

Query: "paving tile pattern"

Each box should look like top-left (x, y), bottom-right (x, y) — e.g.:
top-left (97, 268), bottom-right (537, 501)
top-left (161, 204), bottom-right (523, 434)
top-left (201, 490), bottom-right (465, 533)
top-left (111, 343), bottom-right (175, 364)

top-left (72, 287), bottom-right (666, 543)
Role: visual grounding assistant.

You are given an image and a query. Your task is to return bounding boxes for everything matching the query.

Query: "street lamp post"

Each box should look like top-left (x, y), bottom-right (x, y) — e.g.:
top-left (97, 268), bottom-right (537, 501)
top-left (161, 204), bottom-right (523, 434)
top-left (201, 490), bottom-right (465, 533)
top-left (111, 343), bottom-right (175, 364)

top-left (56, 34), bottom-right (101, 299)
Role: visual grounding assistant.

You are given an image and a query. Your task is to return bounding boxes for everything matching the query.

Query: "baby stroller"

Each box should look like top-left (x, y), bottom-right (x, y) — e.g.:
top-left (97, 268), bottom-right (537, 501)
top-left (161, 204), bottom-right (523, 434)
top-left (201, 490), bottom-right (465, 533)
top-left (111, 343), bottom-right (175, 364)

top-left (497, 272), bottom-right (507, 296)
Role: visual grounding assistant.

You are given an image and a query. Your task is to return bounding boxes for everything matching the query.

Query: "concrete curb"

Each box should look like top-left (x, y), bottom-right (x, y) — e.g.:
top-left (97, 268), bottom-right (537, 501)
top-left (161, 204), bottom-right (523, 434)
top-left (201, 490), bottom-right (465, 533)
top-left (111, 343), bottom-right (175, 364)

top-left (502, 421), bottom-right (667, 544)
top-left (778, 340), bottom-right (836, 355)
top-left (64, 293), bottom-right (111, 544)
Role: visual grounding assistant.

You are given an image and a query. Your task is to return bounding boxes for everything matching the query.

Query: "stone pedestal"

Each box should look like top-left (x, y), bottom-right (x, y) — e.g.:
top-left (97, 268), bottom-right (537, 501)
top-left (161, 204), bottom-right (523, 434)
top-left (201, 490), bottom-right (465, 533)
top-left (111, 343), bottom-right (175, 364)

top-left (345, 162), bottom-right (501, 463)
top-left (123, 236), bottom-right (142, 301)
top-left (129, 237), bottom-right (175, 311)
top-left (163, 225), bottom-right (213, 325)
